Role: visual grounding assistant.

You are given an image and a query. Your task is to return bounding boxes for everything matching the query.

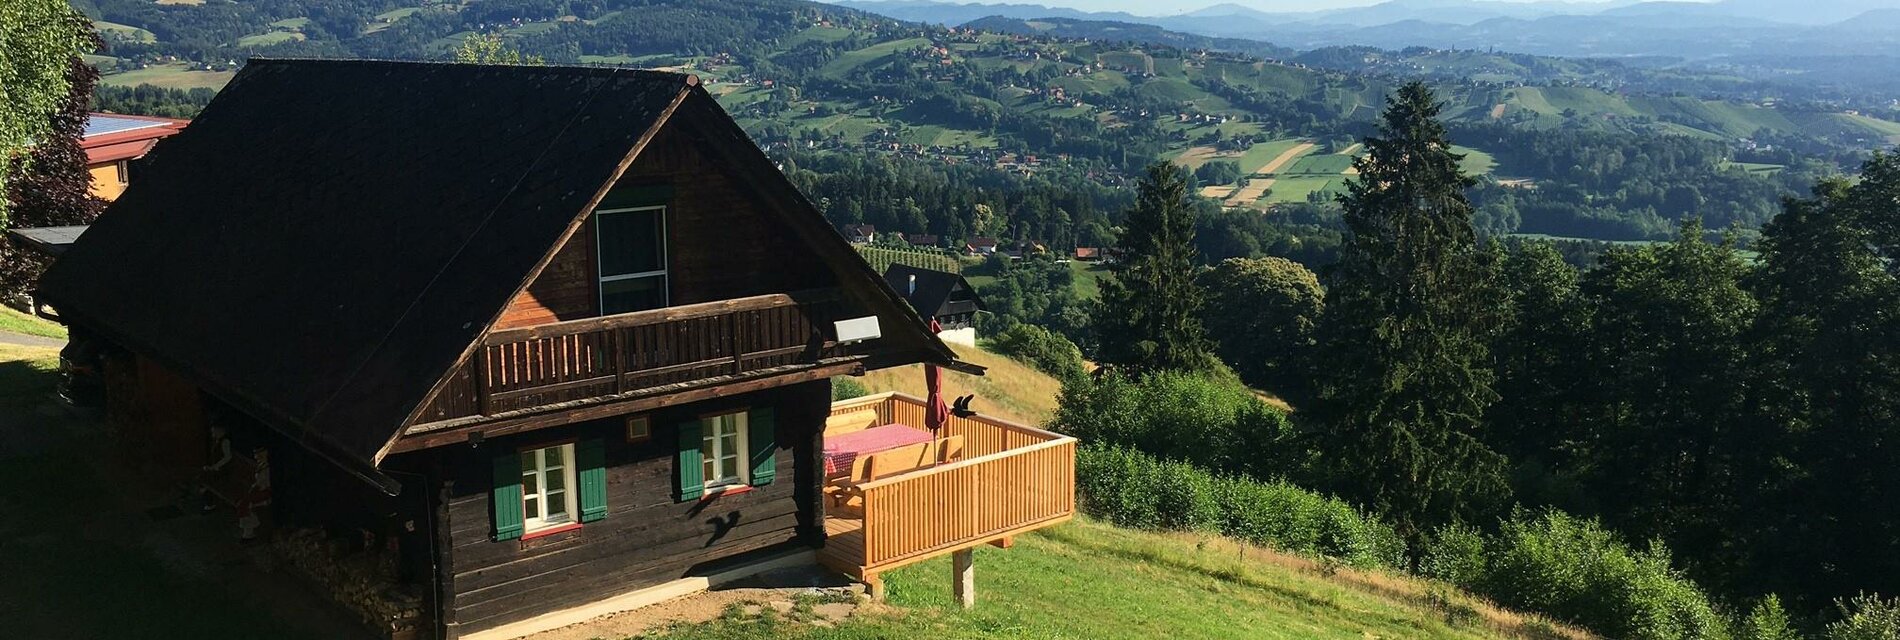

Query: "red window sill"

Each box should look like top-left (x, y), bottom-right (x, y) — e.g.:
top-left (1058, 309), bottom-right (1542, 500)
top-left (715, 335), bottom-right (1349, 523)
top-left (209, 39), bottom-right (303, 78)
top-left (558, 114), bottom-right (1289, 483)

top-left (520, 522), bottom-right (583, 541)
top-left (701, 485), bottom-right (754, 501)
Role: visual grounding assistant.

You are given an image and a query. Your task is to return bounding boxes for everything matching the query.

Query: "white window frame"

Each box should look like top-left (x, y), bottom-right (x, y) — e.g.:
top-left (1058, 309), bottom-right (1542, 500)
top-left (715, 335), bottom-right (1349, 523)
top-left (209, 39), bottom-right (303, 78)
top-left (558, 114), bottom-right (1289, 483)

top-left (520, 443), bottom-right (579, 533)
top-left (594, 205), bottom-right (669, 314)
top-left (701, 412), bottom-right (750, 490)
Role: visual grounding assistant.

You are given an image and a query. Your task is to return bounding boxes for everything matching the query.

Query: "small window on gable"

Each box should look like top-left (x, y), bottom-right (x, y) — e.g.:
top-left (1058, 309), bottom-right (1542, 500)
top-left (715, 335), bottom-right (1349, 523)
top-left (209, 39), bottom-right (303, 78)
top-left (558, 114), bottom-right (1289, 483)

top-left (596, 205), bottom-right (668, 315)
top-left (115, 161), bottom-right (129, 186)
top-left (520, 443), bottom-right (578, 533)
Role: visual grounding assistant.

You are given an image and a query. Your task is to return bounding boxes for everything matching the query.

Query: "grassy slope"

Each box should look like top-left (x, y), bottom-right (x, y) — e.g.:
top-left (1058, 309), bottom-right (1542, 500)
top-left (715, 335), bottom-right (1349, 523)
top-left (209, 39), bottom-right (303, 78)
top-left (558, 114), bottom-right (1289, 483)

top-left (856, 344), bottom-right (1061, 426)
top-left (649, 519), bottom-right (1588, 640)
top-left (0, 307), bottom-right (66, 340)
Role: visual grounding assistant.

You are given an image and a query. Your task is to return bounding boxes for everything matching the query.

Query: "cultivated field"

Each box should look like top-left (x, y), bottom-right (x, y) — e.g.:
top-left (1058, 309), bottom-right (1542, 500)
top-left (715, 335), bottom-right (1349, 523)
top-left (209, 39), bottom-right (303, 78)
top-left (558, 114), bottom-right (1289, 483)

top-left (100, 63), bottom-right (236, 91)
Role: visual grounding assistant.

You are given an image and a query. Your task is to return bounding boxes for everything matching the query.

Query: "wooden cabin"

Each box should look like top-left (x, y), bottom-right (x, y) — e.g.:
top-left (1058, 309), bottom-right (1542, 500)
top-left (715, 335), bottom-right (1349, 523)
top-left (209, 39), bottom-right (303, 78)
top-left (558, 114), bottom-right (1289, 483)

top-left (882, 263), bottom-right (986, 346)
top-left (36, 59), bottom-right (1072, 640)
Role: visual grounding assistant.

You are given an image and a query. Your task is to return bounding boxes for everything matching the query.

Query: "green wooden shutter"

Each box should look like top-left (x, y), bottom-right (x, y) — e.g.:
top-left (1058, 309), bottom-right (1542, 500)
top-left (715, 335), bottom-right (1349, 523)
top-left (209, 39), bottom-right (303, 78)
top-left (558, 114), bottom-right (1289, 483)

top-left (492, 451), bottom-right (524, 541)
top-left (577, 438), bottom-right (607, 523)
top-left (749, 407), bottom-right (777, 486)
top-left (675, 420), bottom-right (704, 502)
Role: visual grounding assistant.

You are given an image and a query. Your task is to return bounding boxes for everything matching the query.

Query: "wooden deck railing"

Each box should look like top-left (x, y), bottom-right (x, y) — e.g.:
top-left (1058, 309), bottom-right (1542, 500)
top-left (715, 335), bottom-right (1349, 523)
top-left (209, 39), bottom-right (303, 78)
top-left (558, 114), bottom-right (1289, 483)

top-left (413, 290), bottom-right (845, 423)
top-left (820, 393), bottom-right (1077, 575)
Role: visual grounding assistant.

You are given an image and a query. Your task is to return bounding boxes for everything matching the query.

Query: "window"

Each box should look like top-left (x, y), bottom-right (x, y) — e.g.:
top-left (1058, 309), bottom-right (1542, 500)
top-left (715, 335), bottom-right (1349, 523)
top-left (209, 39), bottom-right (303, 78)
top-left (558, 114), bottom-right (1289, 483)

top-left (114, 161), bottom-right (129, 186)
top-left (701, 412), bottom-right (749, 489)
top-left (626, 414), bottom-right (651, 443)
top-left (520, 443), bottom-right (578, 532)
top-left (596, 205), bottom-right (668, 314)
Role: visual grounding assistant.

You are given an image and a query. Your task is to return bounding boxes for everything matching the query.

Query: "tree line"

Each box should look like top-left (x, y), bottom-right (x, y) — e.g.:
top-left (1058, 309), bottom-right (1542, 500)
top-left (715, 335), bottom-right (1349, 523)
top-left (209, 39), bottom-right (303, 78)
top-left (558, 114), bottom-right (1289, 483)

top-left (1065, 81), bottom-right (1900, 634)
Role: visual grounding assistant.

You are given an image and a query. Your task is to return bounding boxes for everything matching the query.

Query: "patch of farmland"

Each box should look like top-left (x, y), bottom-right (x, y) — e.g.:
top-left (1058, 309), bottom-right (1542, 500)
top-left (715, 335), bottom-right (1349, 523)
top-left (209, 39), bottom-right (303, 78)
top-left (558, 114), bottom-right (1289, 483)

top-left (99, 63), bottom-right (234, 90)
top-left (1284, 154), bottom-right (1354, 175)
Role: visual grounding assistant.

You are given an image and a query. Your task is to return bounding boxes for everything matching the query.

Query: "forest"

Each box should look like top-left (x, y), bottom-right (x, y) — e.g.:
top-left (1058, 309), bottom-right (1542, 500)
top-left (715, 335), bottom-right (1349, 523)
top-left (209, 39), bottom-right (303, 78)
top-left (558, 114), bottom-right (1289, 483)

top-left (1016, 82), bottom-right (1900, 639)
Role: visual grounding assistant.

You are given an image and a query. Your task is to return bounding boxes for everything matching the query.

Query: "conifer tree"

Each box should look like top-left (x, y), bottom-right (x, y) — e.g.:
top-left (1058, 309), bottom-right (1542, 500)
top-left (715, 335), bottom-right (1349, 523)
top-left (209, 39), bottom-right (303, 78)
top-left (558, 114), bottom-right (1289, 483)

top-left (1306, 82), bottom-right (1507, 535)
top-left (1095, 162), bottom-right (1214, 376)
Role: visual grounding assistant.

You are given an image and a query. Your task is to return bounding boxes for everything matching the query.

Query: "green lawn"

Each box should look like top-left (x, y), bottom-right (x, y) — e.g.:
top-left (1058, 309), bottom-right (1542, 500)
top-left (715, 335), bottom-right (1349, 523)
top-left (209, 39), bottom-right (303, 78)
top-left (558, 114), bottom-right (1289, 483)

top-left (93, 20), bottom-right (156, 43)
top-left (1236, 138), bottom-right (1309, 176)
top-left (0, 306), bottom-right (65, 340)
top-left (1453, 146), bottom-right (1497, 176)
top-left (1283, 153), bottom-right (1354, 175)
top-left (1264, 175), bottom-right (1343, 204)
top-left (237, 31), bottom-right (306, 47)
top-left (1069, 260), bottom-right (1107, 300)
top-left (641, 518), bottom-right (1572, 640)
top-left (100, 63), bottom-right (236, 90)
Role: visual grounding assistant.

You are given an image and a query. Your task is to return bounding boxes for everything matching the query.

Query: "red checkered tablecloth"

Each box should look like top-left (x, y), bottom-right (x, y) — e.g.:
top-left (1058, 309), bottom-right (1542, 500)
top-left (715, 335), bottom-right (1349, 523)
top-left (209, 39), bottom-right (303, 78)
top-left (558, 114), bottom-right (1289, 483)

top-left (823, 424), bottom-right (934, 478)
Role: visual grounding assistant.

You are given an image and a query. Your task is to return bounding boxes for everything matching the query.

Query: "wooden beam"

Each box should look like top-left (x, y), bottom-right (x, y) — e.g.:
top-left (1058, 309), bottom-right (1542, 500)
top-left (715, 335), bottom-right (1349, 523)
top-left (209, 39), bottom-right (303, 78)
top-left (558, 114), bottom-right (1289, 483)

top-left (388, 359), bottom-right (865, 453)
top-left (483, 288), bottom-right (840, 345)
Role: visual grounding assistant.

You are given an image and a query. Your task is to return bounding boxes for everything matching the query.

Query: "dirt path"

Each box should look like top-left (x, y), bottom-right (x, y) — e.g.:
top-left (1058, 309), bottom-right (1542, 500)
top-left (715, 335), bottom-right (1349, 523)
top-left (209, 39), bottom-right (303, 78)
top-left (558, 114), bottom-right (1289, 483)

top-left (0, 329), bottom-right (62, 349)
top-left (1257, 142), bottom-right (1316, 175)
top-left (520, 571), bottom-right (865, 640)
top-left (1489, 103), bottom-right (1507, 120)
top-left (1224, 142), bottom-right (1314, 207)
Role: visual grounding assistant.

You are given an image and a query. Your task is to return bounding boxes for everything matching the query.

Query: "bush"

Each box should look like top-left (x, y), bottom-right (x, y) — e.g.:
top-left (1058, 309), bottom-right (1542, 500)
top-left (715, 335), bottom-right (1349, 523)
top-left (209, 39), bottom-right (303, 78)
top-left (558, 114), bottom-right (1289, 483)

top-left (1076, 445), bottom-right (1400, 568)
top-left (1054, 369), bottom-right (1301, 481)
top-left (1738, 595), bottom-right (1799, 640)
top-left (1828, 594), bottom-right (1900, 640)
top-left (1476, 510), bottom-right (1730, 640)
top-left (986, 323), bottom-right (1086, 382)
top-left (1420, 522), bottom-right (1489, 588)
top-left (831, 377), bottom-right (868, 401)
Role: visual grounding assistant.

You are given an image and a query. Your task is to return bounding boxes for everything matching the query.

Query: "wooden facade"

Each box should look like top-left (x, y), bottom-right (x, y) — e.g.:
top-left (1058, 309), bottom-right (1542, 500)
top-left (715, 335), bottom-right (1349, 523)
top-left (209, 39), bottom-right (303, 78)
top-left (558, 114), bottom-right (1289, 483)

top-left (422, 381), bottom-right (830, 634)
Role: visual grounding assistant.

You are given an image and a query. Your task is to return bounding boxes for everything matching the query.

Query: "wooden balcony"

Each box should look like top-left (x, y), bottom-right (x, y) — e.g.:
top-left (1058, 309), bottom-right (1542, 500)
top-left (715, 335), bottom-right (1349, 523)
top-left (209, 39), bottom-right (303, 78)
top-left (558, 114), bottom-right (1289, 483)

top-left (817, 393), bottom-right (1077, 591)
top-left (410, 289), bottom-right (850, 427)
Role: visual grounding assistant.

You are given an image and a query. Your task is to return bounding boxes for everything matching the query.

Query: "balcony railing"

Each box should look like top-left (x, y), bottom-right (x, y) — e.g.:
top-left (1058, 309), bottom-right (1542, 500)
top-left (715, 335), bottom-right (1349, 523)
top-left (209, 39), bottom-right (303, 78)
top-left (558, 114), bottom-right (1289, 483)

top-left (412, 289), bottom-right (846, 424)
top-left (818, 393), bottom-right (1077, 581)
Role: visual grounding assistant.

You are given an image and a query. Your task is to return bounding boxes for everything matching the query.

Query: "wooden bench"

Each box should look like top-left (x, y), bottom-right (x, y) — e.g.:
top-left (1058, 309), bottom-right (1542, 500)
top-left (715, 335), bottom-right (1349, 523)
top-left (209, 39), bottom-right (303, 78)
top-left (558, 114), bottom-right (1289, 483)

top-left (824, 409), bottom-right (880, 436)
top-left (826, 435), bottom-right (964, 519)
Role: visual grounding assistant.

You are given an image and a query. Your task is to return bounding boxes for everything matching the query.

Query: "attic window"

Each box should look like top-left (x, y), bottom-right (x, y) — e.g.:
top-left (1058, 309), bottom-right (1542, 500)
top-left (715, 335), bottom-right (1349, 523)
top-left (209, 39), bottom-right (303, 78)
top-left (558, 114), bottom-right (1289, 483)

top-left (596, 205), bottom-right (669, 314)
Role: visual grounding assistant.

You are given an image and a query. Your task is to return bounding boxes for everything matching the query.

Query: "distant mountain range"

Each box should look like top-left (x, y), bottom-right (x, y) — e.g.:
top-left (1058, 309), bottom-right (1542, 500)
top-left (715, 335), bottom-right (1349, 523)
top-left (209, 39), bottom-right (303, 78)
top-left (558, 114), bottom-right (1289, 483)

top-left (829, 0), bottom-right (1900, 58)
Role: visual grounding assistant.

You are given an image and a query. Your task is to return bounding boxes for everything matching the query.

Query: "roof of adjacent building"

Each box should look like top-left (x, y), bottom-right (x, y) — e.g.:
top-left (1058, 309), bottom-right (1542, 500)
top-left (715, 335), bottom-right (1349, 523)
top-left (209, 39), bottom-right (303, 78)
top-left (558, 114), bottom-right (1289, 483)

top-left (5, 225), bottom-right (88, 257)
top-left (884, 263), bottom-right (984, 318)
top-left (40, 59), bottom-right (962, 487)
top-left (82, 113), bottom-right (187, 165)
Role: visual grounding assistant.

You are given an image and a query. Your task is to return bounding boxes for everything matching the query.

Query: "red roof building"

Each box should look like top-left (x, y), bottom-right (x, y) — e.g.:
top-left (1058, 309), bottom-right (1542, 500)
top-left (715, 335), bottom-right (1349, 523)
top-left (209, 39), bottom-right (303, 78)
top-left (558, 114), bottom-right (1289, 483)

top-left (82, 113), bottom-right (188, 201)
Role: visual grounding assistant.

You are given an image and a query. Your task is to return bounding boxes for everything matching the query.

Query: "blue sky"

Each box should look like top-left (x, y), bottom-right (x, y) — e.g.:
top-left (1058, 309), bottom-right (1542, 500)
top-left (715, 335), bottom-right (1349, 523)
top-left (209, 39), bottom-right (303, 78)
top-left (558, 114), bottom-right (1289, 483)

top-left (858, 0), bottom-right (1644, 16)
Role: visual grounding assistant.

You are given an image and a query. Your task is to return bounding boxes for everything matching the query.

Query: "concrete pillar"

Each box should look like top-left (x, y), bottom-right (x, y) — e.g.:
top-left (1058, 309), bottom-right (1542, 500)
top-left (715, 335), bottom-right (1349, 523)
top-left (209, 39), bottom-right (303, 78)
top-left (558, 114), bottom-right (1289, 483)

top-left (953, 548), bottom-right (975, 609)
top-left (864, 575), bottom-right (886, 602)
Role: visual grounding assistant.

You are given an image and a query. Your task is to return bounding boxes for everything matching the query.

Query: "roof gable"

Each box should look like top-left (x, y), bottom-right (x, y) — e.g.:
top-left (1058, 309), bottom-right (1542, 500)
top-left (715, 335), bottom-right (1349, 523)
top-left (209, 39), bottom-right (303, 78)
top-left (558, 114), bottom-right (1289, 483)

top-left (40, 60), bottom-right (692, 479)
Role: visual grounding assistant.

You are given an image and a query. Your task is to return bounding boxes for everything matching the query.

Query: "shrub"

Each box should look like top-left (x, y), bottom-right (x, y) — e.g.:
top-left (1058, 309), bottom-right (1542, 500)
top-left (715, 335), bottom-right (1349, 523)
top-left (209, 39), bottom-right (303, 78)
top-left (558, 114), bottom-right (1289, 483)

top-left (1828, 593), bottom-right (1900, 640)
top-left (1420, 522), bottom-right (1489, 588)
top-left (986, 323), bottom-right (1086, 382)
top-left (830, 377), bottom-right (867, 401)
top-left (1478, 510), bottom-right (1730, 640)
top-left (1738, 595), bottom-right (1799, 640)
top-left (1076, 445), bottom-right (1400, 569)
top-left (1053, 369), bottom-right (1301, 481)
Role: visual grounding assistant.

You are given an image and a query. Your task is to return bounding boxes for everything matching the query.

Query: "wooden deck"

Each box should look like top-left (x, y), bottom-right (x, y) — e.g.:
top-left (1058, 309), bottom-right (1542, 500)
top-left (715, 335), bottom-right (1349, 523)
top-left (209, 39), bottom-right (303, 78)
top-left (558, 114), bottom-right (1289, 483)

top-left (816, 393), bottom-right (1077, 584)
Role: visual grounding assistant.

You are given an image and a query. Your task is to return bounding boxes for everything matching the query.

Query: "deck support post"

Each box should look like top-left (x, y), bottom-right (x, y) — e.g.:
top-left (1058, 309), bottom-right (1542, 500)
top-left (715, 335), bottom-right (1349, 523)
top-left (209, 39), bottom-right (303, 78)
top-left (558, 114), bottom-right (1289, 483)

top-left (864, 574), bottom-right (886, 602)
top-left (953, 548), bottom-right (975, 609)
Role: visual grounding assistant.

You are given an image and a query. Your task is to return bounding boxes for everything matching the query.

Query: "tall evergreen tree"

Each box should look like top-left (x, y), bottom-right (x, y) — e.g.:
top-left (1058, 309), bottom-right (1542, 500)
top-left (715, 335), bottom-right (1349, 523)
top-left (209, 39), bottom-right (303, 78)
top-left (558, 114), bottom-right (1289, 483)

top-left (1094, 162), bottom-right (1215, 375)
top-left (1744, 156), bottom-right (1900, 605)
top-left (1306, 82), bottom-right (1507, 535)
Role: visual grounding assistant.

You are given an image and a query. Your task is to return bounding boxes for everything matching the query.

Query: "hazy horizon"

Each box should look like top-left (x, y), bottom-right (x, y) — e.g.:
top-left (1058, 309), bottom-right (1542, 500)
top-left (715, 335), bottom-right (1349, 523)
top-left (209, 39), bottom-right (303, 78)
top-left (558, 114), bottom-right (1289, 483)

top-left (823, 0), bottom-right (1710, 17)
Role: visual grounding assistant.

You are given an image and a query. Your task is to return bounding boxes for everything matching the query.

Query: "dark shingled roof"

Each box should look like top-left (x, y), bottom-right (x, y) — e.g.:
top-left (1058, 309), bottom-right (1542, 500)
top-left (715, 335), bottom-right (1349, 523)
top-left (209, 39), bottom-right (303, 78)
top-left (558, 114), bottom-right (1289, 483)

top-left (38, 60), bottom-right (699, 484)
top-left (7, 225), bottom-right (88, 257)
top-left (883, 263), bottom-right (985, 319)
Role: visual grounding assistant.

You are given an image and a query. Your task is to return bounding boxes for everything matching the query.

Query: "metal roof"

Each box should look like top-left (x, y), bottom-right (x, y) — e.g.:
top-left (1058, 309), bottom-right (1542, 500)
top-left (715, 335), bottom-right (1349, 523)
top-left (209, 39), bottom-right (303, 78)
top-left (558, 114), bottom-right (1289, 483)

top-left (84, 115), bottom-right (170, 139)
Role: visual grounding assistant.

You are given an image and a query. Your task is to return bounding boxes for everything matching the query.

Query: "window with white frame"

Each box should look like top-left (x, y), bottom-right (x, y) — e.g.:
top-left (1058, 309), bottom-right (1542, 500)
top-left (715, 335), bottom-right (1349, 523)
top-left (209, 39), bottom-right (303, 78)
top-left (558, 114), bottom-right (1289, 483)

top-left (520, 443), bottom-right (579, 532)
top-left (701, 412), bottom-right (749, 489)
top-left (596, 205), bottom-right (668, 314)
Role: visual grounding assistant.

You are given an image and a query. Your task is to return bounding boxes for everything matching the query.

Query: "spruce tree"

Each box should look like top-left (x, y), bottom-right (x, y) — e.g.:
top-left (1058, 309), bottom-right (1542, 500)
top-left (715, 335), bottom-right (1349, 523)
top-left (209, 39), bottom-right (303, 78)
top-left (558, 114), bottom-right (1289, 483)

top-left (1307, 82), bottom-right (1507, 535)
top-left (1095, 162), bottom-right (1214, 376)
